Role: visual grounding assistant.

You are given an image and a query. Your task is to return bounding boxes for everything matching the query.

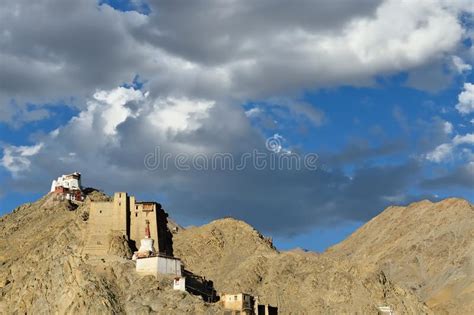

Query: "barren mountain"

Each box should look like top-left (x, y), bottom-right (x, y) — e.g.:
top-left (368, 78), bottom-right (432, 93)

top-left (326, 198), bottom-right (474, 314)
top-left (0, 192), bottom-right (472, 314)
top-left (173, 218), bottom-right (429, 314)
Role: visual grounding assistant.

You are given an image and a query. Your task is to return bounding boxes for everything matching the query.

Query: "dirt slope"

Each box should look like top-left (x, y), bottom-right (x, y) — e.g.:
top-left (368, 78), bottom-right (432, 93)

top-left (173, 218), bottom-right (429, 314)
top-left (0, 192), bottom-right (220, 314)
top-left (1, 193), bottom-right (472, 314)
top-left (326, 198), bottom-right (474, 314)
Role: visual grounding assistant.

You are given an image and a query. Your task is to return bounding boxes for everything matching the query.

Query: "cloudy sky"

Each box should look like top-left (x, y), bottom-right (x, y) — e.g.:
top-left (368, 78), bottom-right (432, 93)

top-left (1, 0), bottom-right (473, 251)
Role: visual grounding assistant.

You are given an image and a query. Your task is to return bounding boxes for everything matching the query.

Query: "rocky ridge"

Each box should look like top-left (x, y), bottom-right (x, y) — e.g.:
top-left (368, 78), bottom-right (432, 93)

top-left (326, 198), bottom-right (474, 314)
top-left (0, 191), bottom-right (472, 314)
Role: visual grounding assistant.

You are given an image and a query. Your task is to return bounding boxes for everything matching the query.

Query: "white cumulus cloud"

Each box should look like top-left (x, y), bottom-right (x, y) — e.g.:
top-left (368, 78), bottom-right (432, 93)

top-left (426, 143), bottom-right (454, 163)
top-left (1, 143), bottom-right (43, 176)
top-left (451, 55), bottom-right (472, 74)
top-left (443, 121), bottom-right (454, 134)
top-left (456, 83), bottom-right (474, 115)
top-left (426, 133), bottom-right (474, 163)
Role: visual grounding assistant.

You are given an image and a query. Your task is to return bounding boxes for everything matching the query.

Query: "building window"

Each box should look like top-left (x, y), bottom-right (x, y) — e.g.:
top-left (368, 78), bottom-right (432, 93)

top-left (99, 210), bottom-right (102, 214)
top-left (135, 213), bottom-right (138, 217)
top-left (234, 295), bottom-right (237, 300)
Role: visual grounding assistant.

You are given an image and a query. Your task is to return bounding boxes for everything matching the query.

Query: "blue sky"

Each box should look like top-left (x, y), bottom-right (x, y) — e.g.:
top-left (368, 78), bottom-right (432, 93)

top-left (1, 0), bottom-right (473, 252)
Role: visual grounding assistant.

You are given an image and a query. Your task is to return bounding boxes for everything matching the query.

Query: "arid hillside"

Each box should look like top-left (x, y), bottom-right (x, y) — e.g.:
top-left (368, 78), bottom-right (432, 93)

top-left (0, 192), bottom-right (472, 314)
top-left (173, 218), bottom-right (429, 314)
top-left (326, 198), bottom-right (474, 314)
top-left (0, 192), bottom-right (221, 314)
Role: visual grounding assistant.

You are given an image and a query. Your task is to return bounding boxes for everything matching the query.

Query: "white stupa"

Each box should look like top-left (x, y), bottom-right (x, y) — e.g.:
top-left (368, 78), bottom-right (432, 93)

top-left (133, 220), bottom-right (155, 260)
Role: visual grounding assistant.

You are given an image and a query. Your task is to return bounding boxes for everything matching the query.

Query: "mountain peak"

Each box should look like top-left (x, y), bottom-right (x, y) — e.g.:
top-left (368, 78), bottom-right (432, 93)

top-left (327, 196), bottom-right (474, 314)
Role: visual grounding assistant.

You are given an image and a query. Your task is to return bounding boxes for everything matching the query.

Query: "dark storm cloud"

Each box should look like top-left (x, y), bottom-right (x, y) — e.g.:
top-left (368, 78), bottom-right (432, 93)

top-left (324, 138), bottom-right (408, 166)
top-left (0, 0), bottom-right (469, 122)
top-left (135, 0), bottom-right (382, 65)
top-left (421, 164), bottom-right (474, 189)
top-left (160, 161), bottom-right (423, 235)
top-left (0, 0), bottom-right (146, 121)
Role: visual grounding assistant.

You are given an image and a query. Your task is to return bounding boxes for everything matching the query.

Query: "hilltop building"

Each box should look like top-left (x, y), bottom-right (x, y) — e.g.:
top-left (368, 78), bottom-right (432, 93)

top-left (377, 306), bottom-right (394, 315)
top-left (221, 293), bottom-right (254, 315)
top-left (50, 172), bottom-right (83, 201)
top-left (84, 192), bottom-right (175, 263)
top-left (221, 293), bottom-right (278, 315)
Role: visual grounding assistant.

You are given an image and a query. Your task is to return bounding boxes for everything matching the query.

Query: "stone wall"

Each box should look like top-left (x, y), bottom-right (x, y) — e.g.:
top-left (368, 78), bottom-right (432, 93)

top-left (84, 192), bottom-right (173, 257)
top-left (83, 201), bottom-right (116, 255)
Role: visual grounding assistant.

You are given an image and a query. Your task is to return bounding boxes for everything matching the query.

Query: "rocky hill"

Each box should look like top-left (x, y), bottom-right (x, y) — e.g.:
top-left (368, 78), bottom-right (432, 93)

top-left (0, 192), bottom-right (221, 314)
top-left (173, 218), bottom-right (429, 314)
top-left (0, 192), bottom-right (472, 314)
top-left (326, 198), bottom-right (474, 314)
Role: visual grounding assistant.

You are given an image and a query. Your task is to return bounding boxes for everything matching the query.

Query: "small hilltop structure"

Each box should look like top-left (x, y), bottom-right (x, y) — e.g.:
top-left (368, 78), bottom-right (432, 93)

top-left (50, 172), bottom-right (83, 201)
top-left (219, 293), bottom-right (278, 315)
